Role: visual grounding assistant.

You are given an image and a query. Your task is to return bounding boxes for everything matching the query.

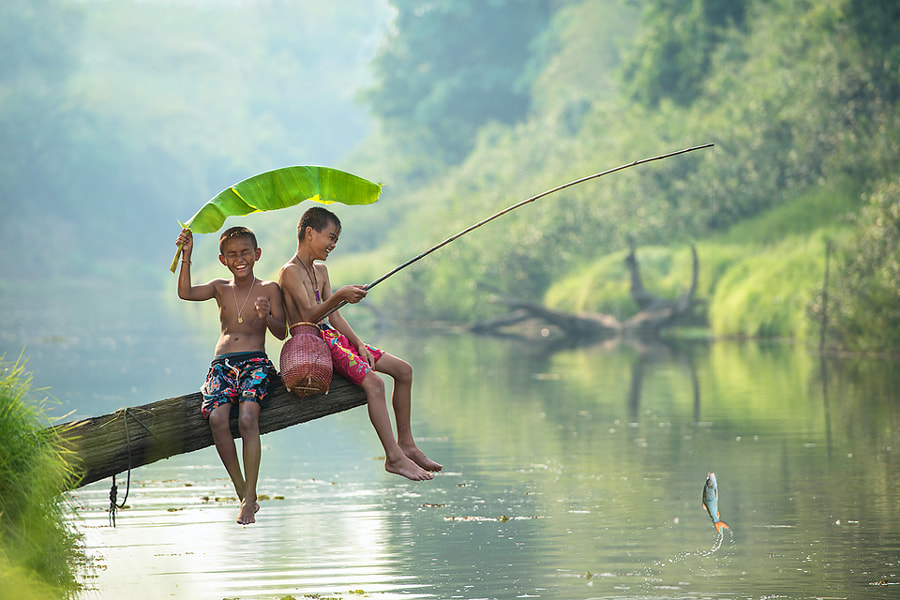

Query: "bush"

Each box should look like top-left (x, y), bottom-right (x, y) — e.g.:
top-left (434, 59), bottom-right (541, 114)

top-left (0, 356), bottom-right (83, 598)
top-left (710, 236), bottom-right (826, 339)
top-left (827, 177), bottom-right (900, 351)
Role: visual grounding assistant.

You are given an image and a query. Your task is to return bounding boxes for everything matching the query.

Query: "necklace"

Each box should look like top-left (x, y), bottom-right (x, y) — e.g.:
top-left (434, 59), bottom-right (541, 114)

top-left (232, 278), bottom-right (256, 324)
top-left (295, 254), bottom-right (321, 304)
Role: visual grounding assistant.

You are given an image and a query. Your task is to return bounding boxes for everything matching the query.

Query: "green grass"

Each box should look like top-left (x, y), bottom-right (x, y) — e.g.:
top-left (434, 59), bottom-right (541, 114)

top-left (0, 355), bottom-right (84, 599)
top-left (713, 178), bottom-right (860, 245)
top-left (545, 250), bottom-right (639, 317)
top-left (544, 181), bottom-right (854, 341)
top-left (709, 235), bottom-right (827, 339)
top-left (546, 240), bottom-right (829, 340)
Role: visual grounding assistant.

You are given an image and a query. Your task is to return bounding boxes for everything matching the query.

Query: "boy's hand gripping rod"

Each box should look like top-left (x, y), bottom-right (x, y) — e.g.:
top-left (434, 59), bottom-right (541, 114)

top-left (319, 142), bottom-right (714, 321)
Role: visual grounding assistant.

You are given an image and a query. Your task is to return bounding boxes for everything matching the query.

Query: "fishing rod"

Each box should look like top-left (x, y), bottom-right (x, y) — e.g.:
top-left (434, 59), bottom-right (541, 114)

top-left (321, 142), bottom-right (714, 320)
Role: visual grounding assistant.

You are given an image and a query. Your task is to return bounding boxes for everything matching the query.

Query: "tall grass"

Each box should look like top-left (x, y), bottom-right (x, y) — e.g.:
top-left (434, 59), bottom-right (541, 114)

top-left (0, 355), bottom-right (84, 599)
top-left (708, 235), bottom-right (826, 340)
top-left (542, 180), bottom-right (852, 341)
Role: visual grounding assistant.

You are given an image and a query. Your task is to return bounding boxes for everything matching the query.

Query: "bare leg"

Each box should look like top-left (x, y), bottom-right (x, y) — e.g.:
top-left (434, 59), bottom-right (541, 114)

top-left (236, 400), bottom-right (261, 525)
top-left (359, 371), bottom-right (433, 481)
top-left (375, 353), bottom-right (442, 472)
top-left (208, 403), bottom-right (246, 500)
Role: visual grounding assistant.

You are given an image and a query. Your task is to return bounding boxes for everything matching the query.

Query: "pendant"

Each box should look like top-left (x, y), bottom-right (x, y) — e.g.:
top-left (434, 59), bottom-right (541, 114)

top-left (237, 317), bottom-right (243, 324)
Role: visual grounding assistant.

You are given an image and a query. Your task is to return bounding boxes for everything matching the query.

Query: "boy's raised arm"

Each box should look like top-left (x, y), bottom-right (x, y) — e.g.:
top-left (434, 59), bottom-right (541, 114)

top-left (176, 229), bottom-right (219, 302)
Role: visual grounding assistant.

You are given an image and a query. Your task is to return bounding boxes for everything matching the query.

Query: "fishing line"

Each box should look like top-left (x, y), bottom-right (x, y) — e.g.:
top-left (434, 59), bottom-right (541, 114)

top-left (320, 143), bottom-right (714, 320)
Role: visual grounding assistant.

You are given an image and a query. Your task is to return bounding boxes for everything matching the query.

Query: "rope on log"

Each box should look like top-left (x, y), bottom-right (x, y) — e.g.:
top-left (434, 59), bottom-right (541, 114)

top-left (55, 375), bottom-right (367, 489)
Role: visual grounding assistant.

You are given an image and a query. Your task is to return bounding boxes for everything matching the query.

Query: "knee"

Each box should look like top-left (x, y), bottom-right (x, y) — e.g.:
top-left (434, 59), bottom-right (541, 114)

top-left (395, 360), bottom-right (413, 383)
top-left (237, 409), bottom-right (259, 435)
top-left (362, 372), bottom-right (386, 399)
top-left (208, 410), bottom-right (231, 435)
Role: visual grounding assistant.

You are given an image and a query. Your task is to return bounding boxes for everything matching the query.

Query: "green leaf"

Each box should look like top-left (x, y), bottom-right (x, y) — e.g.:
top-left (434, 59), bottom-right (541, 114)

top-left (183, 165), bottom-right (381, 234)
top-left (171, 166), bottom-right (381, 271)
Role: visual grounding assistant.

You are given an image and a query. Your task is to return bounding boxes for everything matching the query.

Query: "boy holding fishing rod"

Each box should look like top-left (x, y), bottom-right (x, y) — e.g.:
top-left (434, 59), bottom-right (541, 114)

top-left (279, 206), bottom-right (442, 481)
top-left (175, 226), bottom-right (287, 525)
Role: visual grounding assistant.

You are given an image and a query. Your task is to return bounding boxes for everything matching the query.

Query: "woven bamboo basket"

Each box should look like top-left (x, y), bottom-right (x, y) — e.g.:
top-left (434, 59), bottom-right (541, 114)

top-left (280, 322), bottom-right (332, 398)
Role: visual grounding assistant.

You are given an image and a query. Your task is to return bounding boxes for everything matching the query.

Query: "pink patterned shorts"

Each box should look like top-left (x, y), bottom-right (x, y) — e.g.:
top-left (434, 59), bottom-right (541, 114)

top-left (319, 326), bottom-right (384, 385)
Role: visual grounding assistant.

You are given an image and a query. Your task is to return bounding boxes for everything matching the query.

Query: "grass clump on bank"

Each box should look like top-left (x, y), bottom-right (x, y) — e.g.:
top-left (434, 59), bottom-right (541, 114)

top-left (0, 355), bottom-right (84, 599)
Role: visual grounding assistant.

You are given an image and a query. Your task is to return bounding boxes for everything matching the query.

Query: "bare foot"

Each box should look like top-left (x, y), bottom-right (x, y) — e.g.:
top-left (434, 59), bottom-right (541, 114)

top-left (237, 498), bottom-right (259, 525)
top-left (385, 455), bottom-right (434, 481)
top-left (402, 444), bottom-right (443, 472)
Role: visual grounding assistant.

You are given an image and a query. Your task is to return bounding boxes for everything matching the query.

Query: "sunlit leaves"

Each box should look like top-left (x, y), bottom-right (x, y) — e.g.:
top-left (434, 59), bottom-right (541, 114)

top-left (180, 166), bottom-right (382, 235)
top-left (828, 177), bottom-right (900, 351)
top-left (171, 166), bottom-right (381, 271)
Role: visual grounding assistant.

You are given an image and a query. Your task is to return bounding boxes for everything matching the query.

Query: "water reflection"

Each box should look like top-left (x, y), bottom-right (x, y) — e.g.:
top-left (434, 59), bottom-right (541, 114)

top-left (2, 284), bottom-right (899, 599)
top-left (73, 444), bottom-right (430, 599)
top-left (61, 337), bottom-right (900, 600)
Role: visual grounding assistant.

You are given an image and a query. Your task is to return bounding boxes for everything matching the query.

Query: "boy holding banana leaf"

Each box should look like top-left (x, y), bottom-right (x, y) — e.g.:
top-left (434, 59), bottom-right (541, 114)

top-left (279, 207), bottom-right (442, 481)
top-left (175, 226), bottom-right (287, 525)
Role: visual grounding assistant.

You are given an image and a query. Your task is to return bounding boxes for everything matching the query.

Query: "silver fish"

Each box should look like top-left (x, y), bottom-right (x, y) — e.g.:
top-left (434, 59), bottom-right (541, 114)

top-left (702, 472), bottom-right (729, 533)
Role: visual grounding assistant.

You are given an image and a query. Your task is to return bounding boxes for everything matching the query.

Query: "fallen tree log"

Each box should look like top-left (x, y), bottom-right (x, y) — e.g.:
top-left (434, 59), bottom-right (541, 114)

top-left (467, 244), bottom-right (700, 340)
top-left (55, 375), bottom-right (366, 489)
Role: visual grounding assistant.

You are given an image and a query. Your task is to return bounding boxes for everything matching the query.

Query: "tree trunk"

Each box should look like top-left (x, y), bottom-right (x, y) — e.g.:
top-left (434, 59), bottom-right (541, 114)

top-left (55, 376), bottom-right (366, 489)
top-left (467, 244), bottom-right (700, 340)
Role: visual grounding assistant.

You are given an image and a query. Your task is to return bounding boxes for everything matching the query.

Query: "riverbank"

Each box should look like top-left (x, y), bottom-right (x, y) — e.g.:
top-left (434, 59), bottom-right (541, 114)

top-left (0, 355), bottom-right (84, 599)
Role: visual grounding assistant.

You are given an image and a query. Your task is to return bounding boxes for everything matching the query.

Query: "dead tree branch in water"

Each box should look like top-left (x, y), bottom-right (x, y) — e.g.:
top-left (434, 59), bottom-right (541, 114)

top-left (468, 244), bottom-right (700, 341)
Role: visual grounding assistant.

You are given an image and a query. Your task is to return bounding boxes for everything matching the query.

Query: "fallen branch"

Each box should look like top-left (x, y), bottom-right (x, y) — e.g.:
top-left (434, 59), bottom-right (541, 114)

top-left (55, 376), bottom-right (366, 489)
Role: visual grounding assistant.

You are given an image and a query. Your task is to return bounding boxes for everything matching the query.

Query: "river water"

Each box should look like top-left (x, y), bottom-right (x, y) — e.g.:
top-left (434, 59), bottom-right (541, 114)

top-left (1, 283), bottom-right (898, 600)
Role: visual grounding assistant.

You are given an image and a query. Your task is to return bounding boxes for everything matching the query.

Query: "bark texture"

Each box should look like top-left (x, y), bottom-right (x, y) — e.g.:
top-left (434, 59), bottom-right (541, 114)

top-left (55, 376), bottom-right (366, 489)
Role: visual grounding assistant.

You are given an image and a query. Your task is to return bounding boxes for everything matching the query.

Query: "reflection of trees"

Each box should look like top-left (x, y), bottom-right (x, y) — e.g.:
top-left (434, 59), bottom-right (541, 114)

top-left (406, 331), bottom-right (900, 592)
top-left (820, 355), bottom-right (833, 462)
top-left (623, 340), bottom-right (702, 423)
top-left (466, 241), bottom-right (711, 422)
top-left (819, 356), bottom-right (900, 467)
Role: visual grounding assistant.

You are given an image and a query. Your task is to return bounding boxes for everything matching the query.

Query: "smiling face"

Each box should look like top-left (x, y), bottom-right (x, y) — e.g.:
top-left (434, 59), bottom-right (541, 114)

top-left (305, 221), bottom-right (340, 261)
top-left (297, 207), bottom-right (341, 262)
top-left (219, 235), bottom-right (261, 278)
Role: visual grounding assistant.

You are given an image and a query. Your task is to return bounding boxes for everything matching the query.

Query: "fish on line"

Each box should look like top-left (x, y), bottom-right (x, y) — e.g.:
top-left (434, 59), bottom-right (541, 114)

top-left (702, 472), bottom-right (729, 533)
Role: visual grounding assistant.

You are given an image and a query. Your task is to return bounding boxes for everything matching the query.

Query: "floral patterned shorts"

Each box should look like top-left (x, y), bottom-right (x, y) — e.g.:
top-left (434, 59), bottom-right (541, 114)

top-left (200, 352), bottom-right (277, 419)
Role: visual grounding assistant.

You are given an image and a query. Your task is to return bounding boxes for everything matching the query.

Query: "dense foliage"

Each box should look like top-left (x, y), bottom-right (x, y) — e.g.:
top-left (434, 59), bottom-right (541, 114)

top-left (621, 0), bottom-right (749, 107)
top-left (3, 0), bottom-right (899, 349)
top-left (825, 177), bottom-right (900, 351)
top-left (0, 357), bottom-right (83, 598)
top-left (342, 0), bottom-right (900, 349)
top-left (362, 0), bottom-right (552, 166)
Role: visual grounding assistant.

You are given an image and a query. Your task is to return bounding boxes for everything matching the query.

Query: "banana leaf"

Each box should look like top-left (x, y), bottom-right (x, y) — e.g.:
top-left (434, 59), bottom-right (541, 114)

top-left (170, 165), bottom-right (381, 271)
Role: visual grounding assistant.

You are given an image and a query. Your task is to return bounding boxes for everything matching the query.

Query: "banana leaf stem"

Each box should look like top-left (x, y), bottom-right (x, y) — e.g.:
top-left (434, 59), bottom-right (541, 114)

top-left (170, 244), bottom-right (184, 273)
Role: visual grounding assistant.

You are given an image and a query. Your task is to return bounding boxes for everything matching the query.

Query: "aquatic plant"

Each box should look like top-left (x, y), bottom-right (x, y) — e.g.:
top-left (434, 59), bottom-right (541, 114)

top-left (0, 355), bottom-right (84, 598)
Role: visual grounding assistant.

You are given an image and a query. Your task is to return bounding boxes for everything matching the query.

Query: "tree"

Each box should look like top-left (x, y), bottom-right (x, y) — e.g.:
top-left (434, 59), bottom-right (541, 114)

top-left (827, 177), bottom-right (900, 351)
top-left (620, 0), bottom-right (749, 107)
top-left (846, 0), bottom-right (900, 102)
top-left (362, 0), bottom-right (553, 164)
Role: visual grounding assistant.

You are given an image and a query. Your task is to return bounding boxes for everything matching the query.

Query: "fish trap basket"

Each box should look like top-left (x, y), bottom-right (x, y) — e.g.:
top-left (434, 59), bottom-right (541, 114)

top-left (280, 323), bottom-right (332, 398)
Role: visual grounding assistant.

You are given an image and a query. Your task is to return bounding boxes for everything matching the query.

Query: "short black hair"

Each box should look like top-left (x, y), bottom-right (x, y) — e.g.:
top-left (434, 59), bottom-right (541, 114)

top-left (218, 226), bottom-right (258, 254)
top-left (298, 207), bottom-right (341, 242)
